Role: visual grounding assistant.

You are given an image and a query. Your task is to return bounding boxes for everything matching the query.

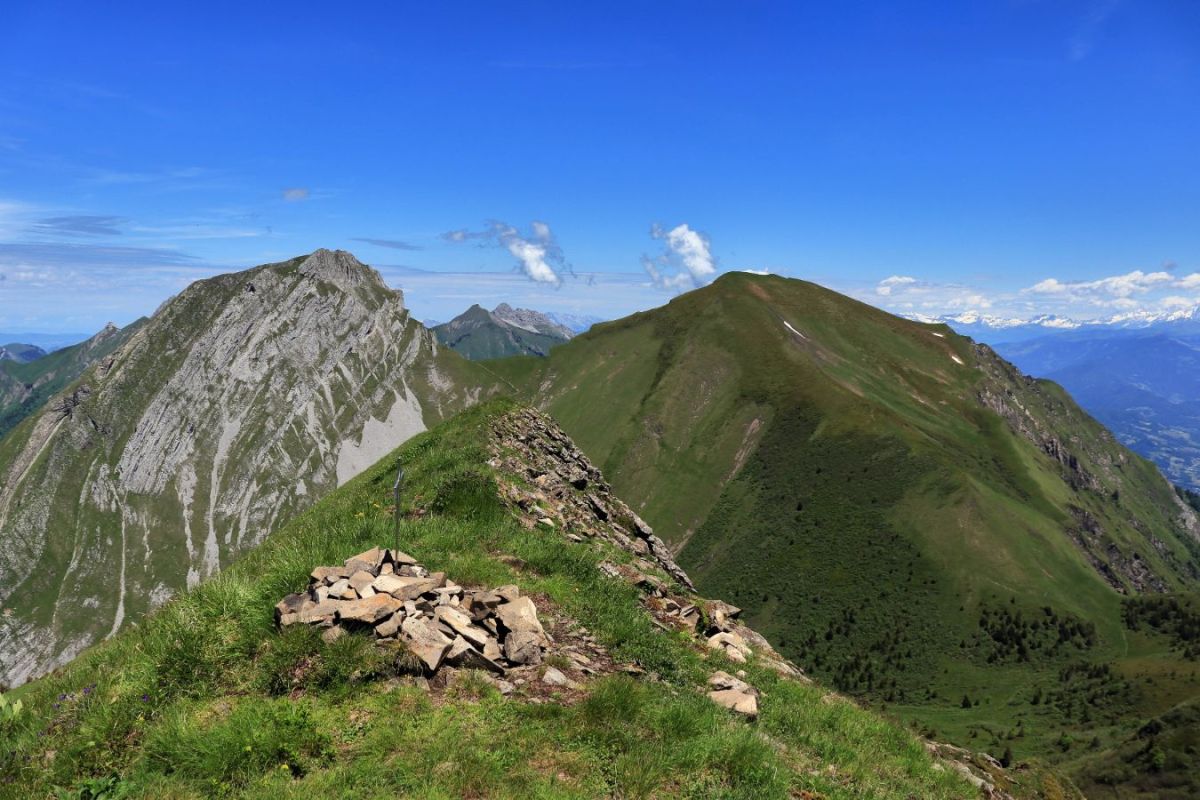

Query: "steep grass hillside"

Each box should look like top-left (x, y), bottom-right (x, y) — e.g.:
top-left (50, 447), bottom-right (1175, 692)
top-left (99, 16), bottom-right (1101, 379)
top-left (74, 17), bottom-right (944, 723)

top-left (0, 401), bottom-right (1029, 800)
top-left (0, 321), bottom-right (143, 440)
top-left (0, 250), bottom-right (497, 688)
top-left (488, 272), bottom-right (1200, 789)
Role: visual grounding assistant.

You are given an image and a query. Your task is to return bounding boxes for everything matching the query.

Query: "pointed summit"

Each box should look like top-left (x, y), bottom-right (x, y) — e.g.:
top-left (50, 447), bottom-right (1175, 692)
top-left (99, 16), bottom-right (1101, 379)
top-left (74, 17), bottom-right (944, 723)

top-left (298, 248), bottom-right (388, 292)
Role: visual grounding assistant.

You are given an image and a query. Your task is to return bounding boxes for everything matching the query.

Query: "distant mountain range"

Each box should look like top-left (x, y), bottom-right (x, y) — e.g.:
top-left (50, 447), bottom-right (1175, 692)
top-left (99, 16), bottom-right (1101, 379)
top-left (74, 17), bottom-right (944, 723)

top-left (0, 343), bottom-right (47, 363)
top-left (432, 303), bottom-right (575, 360)
top-left (0, 331), bottom-right (92, 353)
top-left (994, 331), bottom-right (1200, 491)
top-left (0, 323), bottom-right (144, 440)
top-left (542, 310), bottom-right (605, 333)
top-left (916, 308), bottom-right (1200, 491)
top-left (910, 305), bottom-right (1200, 344)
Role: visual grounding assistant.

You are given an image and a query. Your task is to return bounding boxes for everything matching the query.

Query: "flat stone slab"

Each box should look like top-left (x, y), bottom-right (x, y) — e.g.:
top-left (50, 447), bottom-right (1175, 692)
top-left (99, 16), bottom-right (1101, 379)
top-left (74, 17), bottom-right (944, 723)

top-left (295, 599), bottom-right (342, 625)
top-left (401, 615), bottom-right (452, 672)
top-left (336, 594), bottom-right (403, 624)
top-left (709, 688), bottom-right (758, 717)
top-left (374, 574), bottom-right (443, 600)
top-left (348, 570), bottom-right (376, 593)
top-left (436, 606), bottom-right (490, 648)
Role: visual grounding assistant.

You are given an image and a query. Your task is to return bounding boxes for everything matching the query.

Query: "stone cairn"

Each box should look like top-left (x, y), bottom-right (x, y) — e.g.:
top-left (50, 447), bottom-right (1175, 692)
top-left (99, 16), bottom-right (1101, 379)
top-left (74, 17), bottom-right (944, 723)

top-left (275, 546), bottom-right (548, 675)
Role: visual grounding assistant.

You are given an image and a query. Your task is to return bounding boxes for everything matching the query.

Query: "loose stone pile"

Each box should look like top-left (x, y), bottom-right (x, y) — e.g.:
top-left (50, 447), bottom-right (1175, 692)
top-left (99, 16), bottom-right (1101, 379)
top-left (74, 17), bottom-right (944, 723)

top-left (490, 408), bottom-right (694, 590)
top-left (598, 558), bottom-right (802, 680)
top-left (276, 546), bottom-right (548, 674)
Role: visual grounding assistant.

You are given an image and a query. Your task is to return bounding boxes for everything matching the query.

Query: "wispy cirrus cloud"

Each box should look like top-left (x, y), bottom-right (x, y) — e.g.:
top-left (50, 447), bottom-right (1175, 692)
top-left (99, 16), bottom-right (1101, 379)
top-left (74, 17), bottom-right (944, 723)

top-left (350, 237), bottom-right (423, 251)
top-left (29, 215), bottom-right (126, 236)
top-left (442, 220), bottom-right (567, 285)
top-left (0, 241), bottom-right (219, 330)
top-left (642, 223), bottom-right (717, 291)
top-left (86, 166), bottom-right (207, 185)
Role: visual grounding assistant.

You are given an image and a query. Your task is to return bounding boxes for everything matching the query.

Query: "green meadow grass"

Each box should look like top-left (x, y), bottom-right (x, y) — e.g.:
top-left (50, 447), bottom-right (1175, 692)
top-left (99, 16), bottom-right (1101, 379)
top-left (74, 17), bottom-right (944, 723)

top-left (0, 401), bottom-right (977, 799)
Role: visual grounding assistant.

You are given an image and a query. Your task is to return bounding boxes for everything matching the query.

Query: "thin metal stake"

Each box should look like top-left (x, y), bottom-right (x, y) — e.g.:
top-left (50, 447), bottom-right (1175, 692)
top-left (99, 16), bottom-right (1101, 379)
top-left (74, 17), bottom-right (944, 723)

top-left (392, 463), bottom-right (405, 554)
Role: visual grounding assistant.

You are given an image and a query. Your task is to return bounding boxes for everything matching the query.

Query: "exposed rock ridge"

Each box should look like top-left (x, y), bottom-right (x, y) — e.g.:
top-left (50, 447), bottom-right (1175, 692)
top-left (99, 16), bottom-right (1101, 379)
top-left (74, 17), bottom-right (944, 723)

top-left (489, 408), bottom-right (693, 590)
top-left (491, 303), bottom-right (575, 339)
top-left (974, 344), bottom-right (1106, 493)
top-left (297, 248), bottom-right (390, 294)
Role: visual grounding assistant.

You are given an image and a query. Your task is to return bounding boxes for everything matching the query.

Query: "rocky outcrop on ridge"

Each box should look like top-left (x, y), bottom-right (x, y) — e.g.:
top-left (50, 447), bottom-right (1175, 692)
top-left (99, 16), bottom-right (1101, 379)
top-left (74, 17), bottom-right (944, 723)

top-left (489, 407), bottom-right (694, 590)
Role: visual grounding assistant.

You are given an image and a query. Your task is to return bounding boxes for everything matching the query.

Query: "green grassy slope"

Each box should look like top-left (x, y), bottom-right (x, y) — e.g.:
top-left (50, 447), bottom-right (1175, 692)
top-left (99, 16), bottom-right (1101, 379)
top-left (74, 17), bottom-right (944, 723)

top-left (433, 304), bottom-right (569, 360)
top-left (0, 401), bottom-right (997, 799)
top-left (488, 272), bottom-right (1200, 783)
top-left (0, 321), bottom-right (144, 440)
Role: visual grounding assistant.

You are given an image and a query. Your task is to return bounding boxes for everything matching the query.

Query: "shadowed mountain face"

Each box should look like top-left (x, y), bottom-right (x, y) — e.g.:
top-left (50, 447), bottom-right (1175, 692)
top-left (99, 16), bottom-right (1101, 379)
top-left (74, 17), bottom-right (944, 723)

top-left (997, 332), bottom-right (1200, 491)
top-left (0, 249), bottom-right (497, 687)
top-left (490, 272), bottom-right (1200, 777)
top-left (432, 304), bottom-right (572, 360)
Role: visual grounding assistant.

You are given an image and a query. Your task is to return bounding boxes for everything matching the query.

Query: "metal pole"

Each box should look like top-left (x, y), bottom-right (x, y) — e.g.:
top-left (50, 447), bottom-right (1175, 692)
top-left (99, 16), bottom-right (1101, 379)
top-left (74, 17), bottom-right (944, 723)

top-left (392, 463), bottom-right (404, 554)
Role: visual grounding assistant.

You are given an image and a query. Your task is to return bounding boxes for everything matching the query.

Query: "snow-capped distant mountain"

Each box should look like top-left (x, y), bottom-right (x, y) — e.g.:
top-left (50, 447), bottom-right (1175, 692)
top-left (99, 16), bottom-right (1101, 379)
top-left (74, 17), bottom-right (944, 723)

top-left (907, 304), bottom-right (1200, 344)
top-left (1104, 305), bottom-right (1200, 328)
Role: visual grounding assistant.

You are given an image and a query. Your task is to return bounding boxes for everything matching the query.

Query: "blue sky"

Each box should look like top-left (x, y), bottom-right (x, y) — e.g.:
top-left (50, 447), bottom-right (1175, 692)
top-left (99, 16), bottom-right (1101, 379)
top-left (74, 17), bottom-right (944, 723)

top-left (1, 1), bottom-right (1199, 333)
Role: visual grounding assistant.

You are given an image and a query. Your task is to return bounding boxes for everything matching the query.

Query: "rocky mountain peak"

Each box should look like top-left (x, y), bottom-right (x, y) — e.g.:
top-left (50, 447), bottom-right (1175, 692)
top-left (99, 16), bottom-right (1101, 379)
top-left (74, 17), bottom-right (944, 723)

top-left (490, 304), bottom-right (574, 339)
top-left (297, 248), bottom-right (390, 294)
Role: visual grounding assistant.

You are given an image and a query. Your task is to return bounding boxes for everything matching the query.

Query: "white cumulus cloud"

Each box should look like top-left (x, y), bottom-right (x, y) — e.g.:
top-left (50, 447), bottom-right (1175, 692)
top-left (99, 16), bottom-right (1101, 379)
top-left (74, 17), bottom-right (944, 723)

top-left (876, 275), bottom-right (917, 296)
top-left (642, 223), bottom-right (717, 291)
top-left (1025, 269), bottom-right (1174, 299)
top-left (441, 220), bottom-right (566, 285)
